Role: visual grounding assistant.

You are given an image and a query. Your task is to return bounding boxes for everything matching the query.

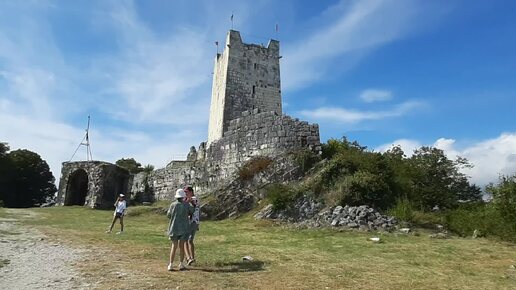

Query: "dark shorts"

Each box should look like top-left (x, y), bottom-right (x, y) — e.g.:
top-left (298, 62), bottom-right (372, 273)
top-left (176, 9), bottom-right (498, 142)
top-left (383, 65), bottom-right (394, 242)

top-left (169, 234), bottom-right (188, 241)
top-left (188, 223), bottom-right (199, 241)
top-left (115, 212), bottom-right (124, 218)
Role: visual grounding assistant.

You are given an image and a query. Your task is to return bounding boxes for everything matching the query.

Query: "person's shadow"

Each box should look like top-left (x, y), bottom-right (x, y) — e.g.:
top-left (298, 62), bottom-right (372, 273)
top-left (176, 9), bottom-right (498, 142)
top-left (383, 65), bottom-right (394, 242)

top-left (192, 260), bottom-right (265, 273)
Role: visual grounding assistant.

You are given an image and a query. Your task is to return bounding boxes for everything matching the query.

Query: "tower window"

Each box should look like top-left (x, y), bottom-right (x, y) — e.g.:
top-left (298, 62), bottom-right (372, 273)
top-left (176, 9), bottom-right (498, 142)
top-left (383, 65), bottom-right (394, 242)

top-left (254, 63), bottom-right (257, 69)
top-left (252, 85), bottom-right (256, 95)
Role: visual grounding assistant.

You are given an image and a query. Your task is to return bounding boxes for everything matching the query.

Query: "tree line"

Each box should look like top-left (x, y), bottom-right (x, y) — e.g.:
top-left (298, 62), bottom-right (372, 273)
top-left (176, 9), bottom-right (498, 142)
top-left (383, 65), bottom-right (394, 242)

top-left (0, 142), bottom-right (56, 208)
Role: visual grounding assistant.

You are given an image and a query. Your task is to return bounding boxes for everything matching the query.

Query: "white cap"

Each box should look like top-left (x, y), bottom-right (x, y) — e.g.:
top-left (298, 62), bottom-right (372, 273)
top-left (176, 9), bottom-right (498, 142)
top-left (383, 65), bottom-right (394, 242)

top-left (119, 194), bottom-right (125, 197)
top-left (175, 189), bottom-right (186, 199)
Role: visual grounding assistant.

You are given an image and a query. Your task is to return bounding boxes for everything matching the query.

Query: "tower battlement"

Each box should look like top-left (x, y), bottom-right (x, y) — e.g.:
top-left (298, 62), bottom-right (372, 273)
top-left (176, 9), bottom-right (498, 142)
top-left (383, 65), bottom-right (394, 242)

top-left (208, 30), bottom-right (282, 145)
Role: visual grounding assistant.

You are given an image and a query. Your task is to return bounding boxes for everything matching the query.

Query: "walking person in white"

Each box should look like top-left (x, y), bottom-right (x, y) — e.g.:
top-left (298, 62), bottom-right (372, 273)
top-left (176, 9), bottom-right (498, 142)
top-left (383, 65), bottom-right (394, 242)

top-left (106, 194), bottom-right (126, 234)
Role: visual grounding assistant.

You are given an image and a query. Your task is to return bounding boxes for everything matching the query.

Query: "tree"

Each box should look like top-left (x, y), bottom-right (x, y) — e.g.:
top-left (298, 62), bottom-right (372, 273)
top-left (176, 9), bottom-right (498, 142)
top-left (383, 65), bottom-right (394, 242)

top-left (115, 158), bottom-right (144, 174)
top-left (1, 149), bottom-right (57, 208)
top-left (408, 147), bottom-right (481, 211)
top-left (486, 174), bottom-right (516, 232)
top-left (0, 142), bottom-right (12, 206)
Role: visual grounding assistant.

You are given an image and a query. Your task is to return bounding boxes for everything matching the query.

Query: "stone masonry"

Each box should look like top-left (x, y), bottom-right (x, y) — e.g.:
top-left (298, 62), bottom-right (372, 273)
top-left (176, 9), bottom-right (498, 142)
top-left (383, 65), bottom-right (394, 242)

top-left (56, 161), bottom-right (130, 209)
top-left (208, 30), bottom-right (282, 145)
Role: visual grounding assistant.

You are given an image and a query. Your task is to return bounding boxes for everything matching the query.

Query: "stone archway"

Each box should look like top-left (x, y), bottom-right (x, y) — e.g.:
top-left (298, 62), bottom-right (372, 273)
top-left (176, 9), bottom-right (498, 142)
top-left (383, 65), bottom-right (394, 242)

top-left (64, 169), bottom-right (89, 206)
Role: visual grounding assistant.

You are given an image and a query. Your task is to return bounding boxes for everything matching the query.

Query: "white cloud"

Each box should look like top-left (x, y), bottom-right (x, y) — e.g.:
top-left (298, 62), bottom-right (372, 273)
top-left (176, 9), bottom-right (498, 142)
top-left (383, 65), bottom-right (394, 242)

top-left (375, 139), bottom-right (422, 156)
top-left (282, 0), bottom-right (449, 90)
top-left (299, 100), bottom-right (423, 123)
top-left (376, 133), bottom-right (516, 186)
top-left (360, 89), bottom-right (393, 103)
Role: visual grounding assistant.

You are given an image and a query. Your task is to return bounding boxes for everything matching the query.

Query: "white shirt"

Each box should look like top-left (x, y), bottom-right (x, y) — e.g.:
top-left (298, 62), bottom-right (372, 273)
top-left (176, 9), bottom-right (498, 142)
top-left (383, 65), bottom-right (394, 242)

top-left (191, 197), bottom-right (200, 224)
top-left (114, 200), bottom-right (126, 214)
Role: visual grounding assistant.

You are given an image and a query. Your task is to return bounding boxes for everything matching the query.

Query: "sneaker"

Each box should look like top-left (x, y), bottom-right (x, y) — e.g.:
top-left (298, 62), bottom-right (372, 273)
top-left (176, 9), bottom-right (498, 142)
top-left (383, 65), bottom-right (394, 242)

top-left (187, 258), bottom-right (195, 266)
top-left (167, 263), bottom-right (174, 271)
top-left (105, 230), bottom-right (111, 234)
top-left (179, 262), bottom-right (186, 271)
top-left (116, 231), bottom-right (123, 235)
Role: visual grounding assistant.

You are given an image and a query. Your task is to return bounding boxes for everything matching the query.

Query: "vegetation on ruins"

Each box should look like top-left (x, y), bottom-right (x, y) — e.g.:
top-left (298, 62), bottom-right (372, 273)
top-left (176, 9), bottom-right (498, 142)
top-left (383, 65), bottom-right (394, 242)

top-left (115, 158), bottom-right (149, 174)
top-left (0, 142), bottom-right (56, 208)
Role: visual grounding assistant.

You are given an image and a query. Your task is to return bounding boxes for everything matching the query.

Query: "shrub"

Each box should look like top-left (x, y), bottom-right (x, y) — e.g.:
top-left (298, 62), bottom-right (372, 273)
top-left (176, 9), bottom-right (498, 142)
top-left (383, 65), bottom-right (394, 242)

top-left (445, 202), bottom-right (516, 242)
top-left (333, 170), bottom-right (392, 209)
top-left (389, 197), bottom-right (415, 223)
top-left (238, 157), bottom-right (273, 180)
top-left (487, 174), bottom-right (516, 232)
top-left (266, 183), bottom-right (300, 211)
top-left (291, 149), bottom-right (321, 173)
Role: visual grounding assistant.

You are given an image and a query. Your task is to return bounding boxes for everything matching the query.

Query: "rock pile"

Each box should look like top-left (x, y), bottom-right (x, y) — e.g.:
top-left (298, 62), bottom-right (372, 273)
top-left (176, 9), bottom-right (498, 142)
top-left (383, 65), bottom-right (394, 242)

top-left (255, 198), bottom-right (397, 231)
top-left (314, 205), bottom-right (396, 230)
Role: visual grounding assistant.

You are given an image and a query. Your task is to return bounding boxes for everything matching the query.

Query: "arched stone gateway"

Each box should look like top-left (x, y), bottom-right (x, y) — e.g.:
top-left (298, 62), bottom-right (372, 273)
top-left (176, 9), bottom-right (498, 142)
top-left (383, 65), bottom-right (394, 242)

top-left (64, 169), bottom-right (88, 206)
top-left (56, 161), bottom-right (130, 209)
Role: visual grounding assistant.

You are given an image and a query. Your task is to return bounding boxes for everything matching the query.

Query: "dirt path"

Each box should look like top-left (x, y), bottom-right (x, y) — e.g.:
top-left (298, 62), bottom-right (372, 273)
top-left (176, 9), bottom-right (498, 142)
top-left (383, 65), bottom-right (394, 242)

top-left (0, 209), bottom-right (92, 290)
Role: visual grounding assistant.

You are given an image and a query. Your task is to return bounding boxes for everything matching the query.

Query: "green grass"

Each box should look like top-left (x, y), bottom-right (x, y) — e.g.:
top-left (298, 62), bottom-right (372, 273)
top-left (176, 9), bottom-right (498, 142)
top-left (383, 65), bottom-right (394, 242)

top-left (5, 206), bottom-right (516, 289)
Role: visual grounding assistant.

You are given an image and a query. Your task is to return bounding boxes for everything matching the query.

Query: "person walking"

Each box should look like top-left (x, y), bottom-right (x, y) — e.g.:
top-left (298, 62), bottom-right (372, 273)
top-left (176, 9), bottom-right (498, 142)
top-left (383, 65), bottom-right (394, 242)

top-left (166, 188), bottom-right (193, 271)
top-left (106, 194), bottom-right (126, 234)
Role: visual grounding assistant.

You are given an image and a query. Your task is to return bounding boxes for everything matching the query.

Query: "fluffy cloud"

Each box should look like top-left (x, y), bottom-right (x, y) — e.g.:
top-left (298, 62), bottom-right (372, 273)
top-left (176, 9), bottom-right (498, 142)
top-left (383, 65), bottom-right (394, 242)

top-left (376, 133), bottom-right (516, 186)
top-left (299, 100), bottom-right (423, 124)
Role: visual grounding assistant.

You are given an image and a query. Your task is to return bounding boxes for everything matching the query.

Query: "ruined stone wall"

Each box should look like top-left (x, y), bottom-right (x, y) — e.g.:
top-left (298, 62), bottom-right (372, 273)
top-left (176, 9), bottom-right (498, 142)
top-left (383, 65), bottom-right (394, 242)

top-left (130, 110), bottom-right (321, 201)
top-left (206, 110), bottom-right (320, 177)
top-left (57, 161), bottom-right (130, 208)
top-left (208, 30), bottom-right (281, 145)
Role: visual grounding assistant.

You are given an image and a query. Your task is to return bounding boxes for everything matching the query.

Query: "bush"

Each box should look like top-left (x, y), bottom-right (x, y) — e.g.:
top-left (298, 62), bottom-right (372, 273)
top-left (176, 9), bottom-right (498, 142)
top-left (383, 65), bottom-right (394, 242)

top-left (333, 170), bottom-right (392, 209)
top-left (445, 203), bottom-right (516, 242)
top-left (238, 157), bottom-right (273, 181)
top-left (291, 149), bottom-right (321, 173)
top-left (389, 198), bottom-right (415, 223)
top-left (266, 183), bottom-right (300, 211)
top-left (487, 174), bottom-right (516, 232)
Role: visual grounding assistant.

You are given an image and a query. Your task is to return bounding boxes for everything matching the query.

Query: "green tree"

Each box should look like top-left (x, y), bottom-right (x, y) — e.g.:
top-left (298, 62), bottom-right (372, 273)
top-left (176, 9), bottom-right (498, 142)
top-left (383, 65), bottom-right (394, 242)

top-left (486, 174), bottom-right (516, 232)
top-left (116, 158), bottom-right (144, 174)
top-left (2, 149), bottom-right (57, 208)
top-left (408, 146), bottom-right (481, 211)
top-left (0, 142), bottom-right (12, 206)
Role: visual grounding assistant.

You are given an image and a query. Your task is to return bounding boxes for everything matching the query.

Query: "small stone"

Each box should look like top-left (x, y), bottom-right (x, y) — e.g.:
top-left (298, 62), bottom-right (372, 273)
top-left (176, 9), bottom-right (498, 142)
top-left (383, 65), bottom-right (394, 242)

top-left (242, 255), bottom-right (254, 261)
top-left (399, 228), bottom-right (411, 234)
top-left (429, 233), bottom-right (448, 239)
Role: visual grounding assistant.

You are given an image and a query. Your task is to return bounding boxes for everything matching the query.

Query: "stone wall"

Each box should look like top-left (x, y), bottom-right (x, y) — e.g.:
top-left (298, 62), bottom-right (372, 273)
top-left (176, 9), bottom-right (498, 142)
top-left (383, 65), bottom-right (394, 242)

top-left (207, 109), bottom-right (320, 177)
top-left (129, 109), bottom-right (321, 201)
top-left (57, 161), bottom-right (130, 208)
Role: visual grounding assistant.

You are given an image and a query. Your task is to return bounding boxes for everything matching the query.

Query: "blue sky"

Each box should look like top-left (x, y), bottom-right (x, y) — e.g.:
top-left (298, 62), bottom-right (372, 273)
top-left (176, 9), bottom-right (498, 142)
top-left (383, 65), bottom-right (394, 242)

top-left (0, 0), bottom-right (515, 186)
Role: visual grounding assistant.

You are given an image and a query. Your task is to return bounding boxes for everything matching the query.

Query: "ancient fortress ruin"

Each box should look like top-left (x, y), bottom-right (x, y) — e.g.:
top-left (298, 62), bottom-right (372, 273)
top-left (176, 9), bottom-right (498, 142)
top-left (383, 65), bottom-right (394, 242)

top-left (56, 30), bottom-right (321, 208)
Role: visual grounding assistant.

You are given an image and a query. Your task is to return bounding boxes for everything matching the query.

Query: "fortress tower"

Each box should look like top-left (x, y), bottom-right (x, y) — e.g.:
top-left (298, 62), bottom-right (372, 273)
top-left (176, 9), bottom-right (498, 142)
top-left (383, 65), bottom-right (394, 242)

top-left (207, 30), bottom-right (282, 145)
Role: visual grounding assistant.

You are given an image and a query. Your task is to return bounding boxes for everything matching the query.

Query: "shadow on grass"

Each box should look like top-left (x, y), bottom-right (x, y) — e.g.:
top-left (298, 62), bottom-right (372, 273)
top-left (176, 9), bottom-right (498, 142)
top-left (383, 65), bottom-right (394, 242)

top-left (195, 260), bottom-right (265, 273)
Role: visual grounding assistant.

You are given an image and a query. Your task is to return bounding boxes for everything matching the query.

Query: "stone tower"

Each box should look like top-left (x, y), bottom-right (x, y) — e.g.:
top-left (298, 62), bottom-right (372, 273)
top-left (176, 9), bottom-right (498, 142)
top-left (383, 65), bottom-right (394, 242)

top-left (207, 30), bottom-right (282, 145)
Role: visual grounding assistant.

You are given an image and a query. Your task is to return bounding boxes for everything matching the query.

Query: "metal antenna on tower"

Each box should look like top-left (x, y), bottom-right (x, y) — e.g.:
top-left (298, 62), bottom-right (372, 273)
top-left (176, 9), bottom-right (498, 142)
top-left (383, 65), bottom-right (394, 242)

top-left (70, 115), bottom-right (93, 162)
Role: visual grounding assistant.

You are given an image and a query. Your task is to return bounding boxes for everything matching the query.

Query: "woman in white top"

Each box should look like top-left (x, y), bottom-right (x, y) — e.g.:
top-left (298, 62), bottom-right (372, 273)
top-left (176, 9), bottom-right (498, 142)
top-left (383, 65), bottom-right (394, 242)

top-left (106, 194), bottom-right (126, 234)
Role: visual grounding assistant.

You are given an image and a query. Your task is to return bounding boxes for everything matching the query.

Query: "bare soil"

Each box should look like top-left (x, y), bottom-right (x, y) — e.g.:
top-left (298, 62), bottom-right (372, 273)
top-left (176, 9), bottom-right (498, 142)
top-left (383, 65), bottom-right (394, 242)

top-left (0, 209), bottom-right (92, 290)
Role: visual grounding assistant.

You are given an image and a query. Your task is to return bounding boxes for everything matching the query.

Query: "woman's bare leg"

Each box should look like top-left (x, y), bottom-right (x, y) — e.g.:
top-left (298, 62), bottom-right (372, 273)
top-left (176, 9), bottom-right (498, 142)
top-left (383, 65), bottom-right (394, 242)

top-left (179, 240), bottom-right (186, 267)
top-left (169, 240), bottom-right (178, 265)
top-left (108, 216), bottom-right (118, 232)
top-left (119, 217), bottom-right (124, 232)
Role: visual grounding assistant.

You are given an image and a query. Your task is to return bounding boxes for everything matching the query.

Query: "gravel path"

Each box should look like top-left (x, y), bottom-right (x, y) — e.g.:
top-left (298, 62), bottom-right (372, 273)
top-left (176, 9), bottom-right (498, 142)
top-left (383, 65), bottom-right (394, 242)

top-left (0, 210), bottom-right (90, 290)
